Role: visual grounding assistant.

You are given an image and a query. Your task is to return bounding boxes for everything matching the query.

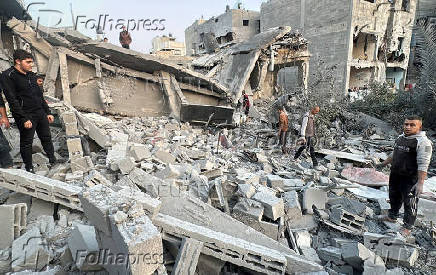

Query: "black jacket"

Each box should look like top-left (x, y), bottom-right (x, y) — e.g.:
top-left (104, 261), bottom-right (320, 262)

top-left (0, 67), bottom-right (50, 124)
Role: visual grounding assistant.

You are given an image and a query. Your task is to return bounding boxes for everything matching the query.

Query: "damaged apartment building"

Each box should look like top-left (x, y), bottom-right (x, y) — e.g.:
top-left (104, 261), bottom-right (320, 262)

top-left (185, 5), bottom-right (261, 56)
top-left (261, 0), bottom-right (418, 93)
top-left (0, 11), bottom-right (234, 125)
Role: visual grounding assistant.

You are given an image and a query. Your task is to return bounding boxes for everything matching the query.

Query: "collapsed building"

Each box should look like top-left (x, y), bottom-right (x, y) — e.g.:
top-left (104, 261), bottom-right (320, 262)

top-left (185, 5), bottom-right (261, 56)
top-left (1, 17), bottom-right (234, 125)
top-left (261, 0), bottom-right (418, 93)
top-left (192, 27), bottom-right (310, 103)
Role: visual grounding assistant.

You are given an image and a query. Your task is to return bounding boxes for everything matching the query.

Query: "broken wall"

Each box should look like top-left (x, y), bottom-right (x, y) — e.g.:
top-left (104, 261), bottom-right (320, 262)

top-left (261, 0), bottom-right (353, 95)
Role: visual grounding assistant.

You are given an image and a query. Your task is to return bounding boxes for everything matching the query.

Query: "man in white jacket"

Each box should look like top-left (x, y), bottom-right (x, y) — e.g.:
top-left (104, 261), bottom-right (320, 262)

top-left (294, 106), bottom-right (320, 168)
top-left (377, 115), bottom-right (433, 236)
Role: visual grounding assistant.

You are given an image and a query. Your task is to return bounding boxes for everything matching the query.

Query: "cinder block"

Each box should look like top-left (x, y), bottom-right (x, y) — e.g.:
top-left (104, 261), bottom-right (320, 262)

top-left (0, 203), bottom-right (27, 249)
top-left (172, 238), bottom-right (203, 275)
top-left (83, 170), bottom-right (113, 187)
top-left (67, 138), bottom-right (84, 160)
top-left (330, 207), bottom-right (365, 232)
top-left (117, 157), bottom-right (136, 175)
top-left (317, 246), bottom-right (344, 265)
top-left (71, 156), bottom-right (94, 173)
top-left (237, 184), bottom-right (256, 199)
top-left (28, 198), bottom-right (54, 222)
top-left (252, 191), bottom-right (285, 221)
top-left (377, 198), bottom-right (390, 215)
top-left (341, 242), bottom-right (372, 269)
top-left (155, 150), bottom-right (176, 164)
top-left (129, 144), bottom-right (151, 161)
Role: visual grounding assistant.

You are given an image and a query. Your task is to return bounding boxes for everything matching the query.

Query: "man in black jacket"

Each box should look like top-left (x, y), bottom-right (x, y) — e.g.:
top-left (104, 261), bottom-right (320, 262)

top-left (0, 50), bottom-right (56, 172)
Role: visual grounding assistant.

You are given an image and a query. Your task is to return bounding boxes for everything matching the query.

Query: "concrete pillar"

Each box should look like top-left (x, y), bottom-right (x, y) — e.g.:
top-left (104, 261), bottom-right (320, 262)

top-left (44, 48), bottom-right (60, 98)
top-left (58, 52), bottom-right (71, 104)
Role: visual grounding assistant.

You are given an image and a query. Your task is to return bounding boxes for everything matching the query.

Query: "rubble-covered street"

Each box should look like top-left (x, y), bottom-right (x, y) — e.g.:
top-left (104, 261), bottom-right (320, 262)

top-left (0, 0), bottom-right (435, 275)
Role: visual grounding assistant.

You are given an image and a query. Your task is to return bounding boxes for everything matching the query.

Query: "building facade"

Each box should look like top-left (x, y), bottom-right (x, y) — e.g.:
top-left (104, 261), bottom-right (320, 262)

top-left (151, 34), bottom-right (186, 56)
top-left (185, 6), bottom-right (260, 56)
top-left (261, 0), bottom-right (417, 94)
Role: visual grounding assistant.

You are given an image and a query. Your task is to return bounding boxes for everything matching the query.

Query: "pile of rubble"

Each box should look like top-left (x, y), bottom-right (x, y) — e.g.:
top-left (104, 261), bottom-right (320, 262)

top-left (0, 96), bottom-right (434, 275)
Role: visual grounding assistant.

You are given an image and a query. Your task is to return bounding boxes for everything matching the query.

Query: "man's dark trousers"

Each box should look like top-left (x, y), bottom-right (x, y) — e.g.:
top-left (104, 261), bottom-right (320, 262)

top-left (16, 110), bottom-right (54, 169)
top-left (294, 137), bottom-right (318, 166)
top-left (388, 172), bottom-right (419, 229)
top-left (122, 44), bottom-right (130, 49)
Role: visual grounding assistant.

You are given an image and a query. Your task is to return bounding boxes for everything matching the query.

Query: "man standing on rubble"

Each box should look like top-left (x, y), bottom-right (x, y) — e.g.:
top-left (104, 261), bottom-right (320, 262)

top-left (278, 106), bottom-right (289, 153)
top-left (0, 50), bottom-right (56, 173)
top-left (294, 106), bottom-right (320, 168)
top-left (119, 26), bottom-right (132, 49)
top-left (377, 116), bottom-right (432, 236)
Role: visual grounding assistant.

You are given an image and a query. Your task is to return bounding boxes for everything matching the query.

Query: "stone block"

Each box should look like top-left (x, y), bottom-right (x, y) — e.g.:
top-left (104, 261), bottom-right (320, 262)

top-left (252, 191), bottom-right (285, 221)
top-left (65, 171), bottom-right (84, 182)
top-left (156, 164), bottom-right (181, 179)
top-left (172, 238), bottom-right (203, 275)
top-left (32, 153), bottom-right (49, 166)
top-left (129, 144), bottom-right (151, 161)
top-left (65, 123), bottom-right (80, 136)
top-left (68, 224), bottom-right (101, 271)
top-left (11, 227), bottom-right (52, 272)
top-left (341, 242), bottom-right (372, 269)
top-left (118, 157), bottom-right (136, 175)
top-left (237, 184), bottom-right (256, 199)
top-left (236, 173), bottom-right (260, 185)
top-left (155, 150), bottom-right (176, 164)
top-left (377, 198), bottom-right (390, 216)
top-left (317, 246), bottom-right (344, 265)
top-left (71, 156), bottom-right (94, 173)
top-left (283, 191), bottom-right (302, 220)
top-left (200, 168), bottom-right (223, 180)
top-left (67, 138), bottom-right (83, 160)
top-left (267, 175), bottom-right (284, 189)
top-left (0, 203), bottom-right (27, 249)
top-left (233, 198), bottom-right (264, 221)
top-left (302, 188), bottom-right (327, 214)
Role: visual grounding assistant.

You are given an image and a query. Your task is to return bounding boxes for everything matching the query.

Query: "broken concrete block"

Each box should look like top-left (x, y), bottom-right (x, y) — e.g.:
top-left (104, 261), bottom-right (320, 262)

top-left (172, 238), bottom-right (203, 275)
top-left (155, 164), bottom-right (181, 179)
top-left (302, 188), bottom-right (327, 214)
top-left (341, 242), bottom-right (372, 269)
top-left (0, 169), bottom-right (82, 210)
top-left (83, 170), bottom-right (112, 187)
top-left (200, 168), bottom-right (223, 180)
top-left (317, 246), bottom-right (344, 265)
top-left (28, 198), bottom-right (54, 222)
top-left (0, 203), bottom-right (27, 249)
top-left (71, 156), bottom-right (94, 173)
top-left (236, 173), bottom-right (260, 185)
top-left (65, 171), bottom-right (84, 182)
top-left (129, 144), bottom-right (151, 161)
top-left (80, 185), bottom-right (161, 235)
top-left (267, 174), bottom-right (284, 189)
top-left (363, 255), bottom-right (386, 275)
top-left (237, 184), bottom-right (256, 199)
top-left (117, 157), bottom-right (136, 175)
top-left (67, 138), bottom-right (84, 160)
top-left (233, 198), bottom-right (264, 221)
top-left (98, 213), bottom-right (163, 275)
top-left (363, 232), bottom-right (419, 267)
top-left (300, 247), bottom-right (322, 264)
top-left (11, 226), bottom-right (52, 272)
top-left (0, 248), bottom-right (11, 273)
top-left (197, 254), bottom-right (225, 275)
top-left (68, 224), bottom-right (101, 271)
top-left (283, 190), bottom-right (302, 220)
top-left (330, 207), bottom-right (365, 232)
top-left (32, 153), bottom-right (49, 166)
top-left (155, 150), bottom-right (176, 164)
top-left (252, 191), bottom-right (285, 221)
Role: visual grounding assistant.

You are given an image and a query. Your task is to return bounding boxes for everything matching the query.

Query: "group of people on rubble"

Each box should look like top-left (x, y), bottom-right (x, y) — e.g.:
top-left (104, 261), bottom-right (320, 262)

top-left (240, 92), bottom-right (432, 237)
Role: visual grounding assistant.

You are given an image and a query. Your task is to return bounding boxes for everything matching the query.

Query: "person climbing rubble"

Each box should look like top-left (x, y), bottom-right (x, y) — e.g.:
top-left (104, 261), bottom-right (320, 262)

top-left (294, 106), bottom-right (320, 168)
top-left (0, 50), bottom-right (57, 173)
top-left (119, 26), bottom-right (132, 49)
top-left (278, 105), bottom-right (289, 153)
top-left (376, 116), bottom-right (433, 236)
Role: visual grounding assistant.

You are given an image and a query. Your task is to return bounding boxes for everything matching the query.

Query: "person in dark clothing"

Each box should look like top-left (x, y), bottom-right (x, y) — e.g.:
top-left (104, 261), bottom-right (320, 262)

top-left (0, 50), bottom-right (56, 173)
top-left (242, 91), bottom-right (250, 116)
top-left (119, 26), bottom-right (132, 49)
top-left (0, 83), bottom-right (13, 168)
top-left (377, 116), bottom-right (432, 236)
top-left (294, 106), bottom-right (320, 168)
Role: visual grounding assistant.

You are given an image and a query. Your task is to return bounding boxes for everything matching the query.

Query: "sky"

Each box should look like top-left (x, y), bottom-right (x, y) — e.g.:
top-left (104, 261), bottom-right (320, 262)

top-left (23, 0), bottom-right (267, 53)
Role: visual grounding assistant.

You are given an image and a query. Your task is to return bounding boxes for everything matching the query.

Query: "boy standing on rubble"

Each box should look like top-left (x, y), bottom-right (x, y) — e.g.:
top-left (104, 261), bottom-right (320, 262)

top-left (377, 116), bottom-right (433, 236)
top-left (294, 106), bottom-right (320, 168)
top-left (0, 50), bottom-right (56, 173)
